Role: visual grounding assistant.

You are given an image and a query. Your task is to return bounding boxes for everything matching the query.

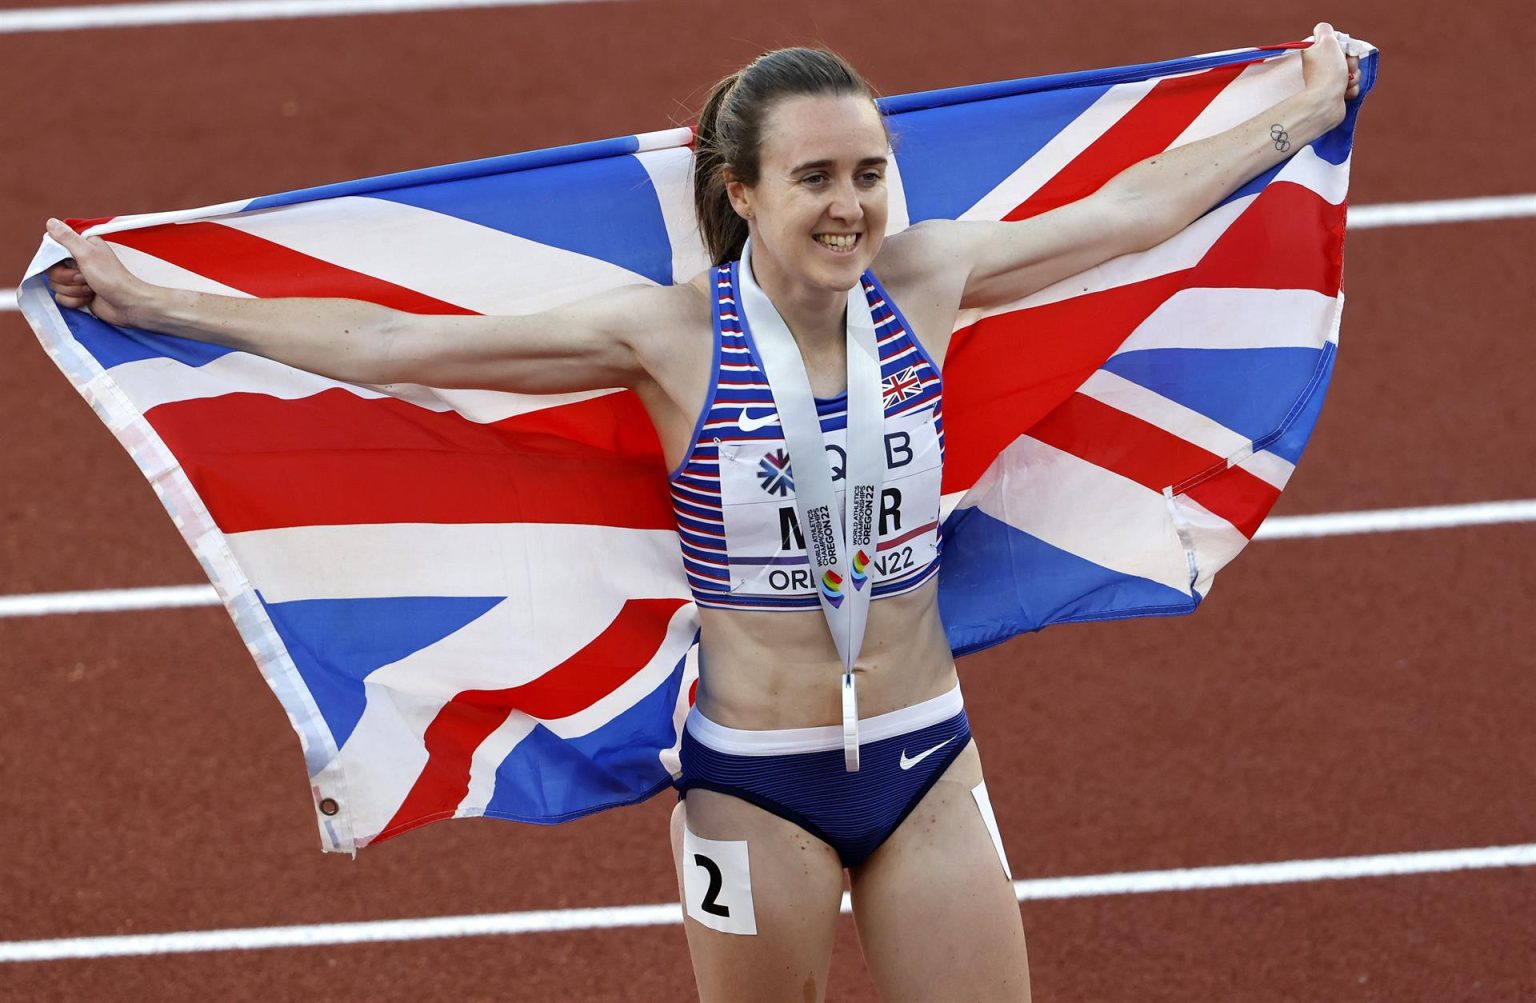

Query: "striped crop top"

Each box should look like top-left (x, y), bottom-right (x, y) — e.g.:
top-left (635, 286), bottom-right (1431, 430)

top-left (668, 261), bottom-right (946, 611)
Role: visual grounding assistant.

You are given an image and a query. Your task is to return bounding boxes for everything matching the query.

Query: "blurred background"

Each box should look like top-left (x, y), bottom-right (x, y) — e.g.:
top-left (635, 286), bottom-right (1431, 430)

top-left (2, 0), bottom-right (1533, 999)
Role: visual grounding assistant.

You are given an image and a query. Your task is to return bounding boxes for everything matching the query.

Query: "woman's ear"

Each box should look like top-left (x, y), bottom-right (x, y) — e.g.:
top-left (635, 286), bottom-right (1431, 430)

top-left (724, 170), bottom-right (753, 222)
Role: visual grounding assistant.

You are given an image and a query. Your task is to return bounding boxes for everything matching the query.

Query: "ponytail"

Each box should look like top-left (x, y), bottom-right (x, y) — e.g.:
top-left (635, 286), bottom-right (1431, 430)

top-left (692, 72), bottom-right (752, 267)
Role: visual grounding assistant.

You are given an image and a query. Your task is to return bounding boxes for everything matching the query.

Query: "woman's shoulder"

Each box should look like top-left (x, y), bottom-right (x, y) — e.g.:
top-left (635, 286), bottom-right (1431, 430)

top-left (576, 272), bottom-right (713, 334)
top-left (873, 220), bottom-right (968, 291)
top-left (604, 271), bottom-right (716, 368)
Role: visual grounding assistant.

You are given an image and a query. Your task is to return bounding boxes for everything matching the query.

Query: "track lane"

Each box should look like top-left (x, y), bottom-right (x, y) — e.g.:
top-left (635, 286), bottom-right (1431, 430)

top-left (4, 0), bottom-right (1534, 999)
top-left (4, 529), bottom-right (1532, 934)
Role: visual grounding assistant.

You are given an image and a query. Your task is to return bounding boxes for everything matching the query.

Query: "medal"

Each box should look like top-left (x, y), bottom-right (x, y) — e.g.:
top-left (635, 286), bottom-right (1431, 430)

top-left (737, 238), bottom-right (885, 770)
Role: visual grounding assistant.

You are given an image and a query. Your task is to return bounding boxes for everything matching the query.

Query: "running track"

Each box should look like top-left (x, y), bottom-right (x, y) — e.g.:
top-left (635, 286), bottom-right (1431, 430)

top-left (1, 0), bottom-right (1533, 999)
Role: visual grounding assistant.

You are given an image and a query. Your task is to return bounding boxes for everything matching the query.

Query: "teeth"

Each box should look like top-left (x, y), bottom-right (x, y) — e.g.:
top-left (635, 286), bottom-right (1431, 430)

top-left (815, 234), bottom-right (858, 251)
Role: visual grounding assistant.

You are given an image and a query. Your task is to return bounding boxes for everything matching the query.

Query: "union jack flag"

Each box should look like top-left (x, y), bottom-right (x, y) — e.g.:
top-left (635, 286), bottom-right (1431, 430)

top-left (19, 40), bottom-right (1376, 852)
top-left (881, 364), bottom-right (925, 407)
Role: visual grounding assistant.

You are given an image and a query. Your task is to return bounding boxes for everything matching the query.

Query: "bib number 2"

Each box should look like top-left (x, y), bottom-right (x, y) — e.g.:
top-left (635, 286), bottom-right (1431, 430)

top-left (682, 828), bottom-right (757, 935)
top-left (692, 854), bottom-right (730, 917)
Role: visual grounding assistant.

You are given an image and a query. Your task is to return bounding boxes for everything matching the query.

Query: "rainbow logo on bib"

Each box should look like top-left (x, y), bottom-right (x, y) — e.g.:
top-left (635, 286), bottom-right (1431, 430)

top-left (850, 549), bottom-right (871, 590)
top-left (820, 569), bottom-right (845, 608)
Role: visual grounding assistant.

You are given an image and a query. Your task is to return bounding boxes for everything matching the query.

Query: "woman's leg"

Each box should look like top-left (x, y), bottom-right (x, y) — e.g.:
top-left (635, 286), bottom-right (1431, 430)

top-left (671, 789), bottom-right (846, 1003)
top-left (848, 741), bottom-right (1032, 1002)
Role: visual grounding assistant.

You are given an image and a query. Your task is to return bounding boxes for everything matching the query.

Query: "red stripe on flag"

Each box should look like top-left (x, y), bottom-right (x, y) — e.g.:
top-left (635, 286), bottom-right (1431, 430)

top-left (1005, 63), bottom-right (1248, 222)
top-left (1192, 181), bottom-right (1345, 296)
top-left (1027, 393), bottom-right (1279, 536)
top-left (375, 596), bottom-right (687, 843)
top-left (106, 222), bottom-right (475, 315)
top-left (942, 273), bottom-right (1186, 493)
top-left (145, 388), bottom-right (672, 532)
top-left (1181, 466), bottom-right (1283, 540)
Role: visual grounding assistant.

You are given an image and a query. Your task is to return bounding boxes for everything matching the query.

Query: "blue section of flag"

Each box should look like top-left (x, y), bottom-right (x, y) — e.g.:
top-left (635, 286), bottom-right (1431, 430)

top-left (893, 84), bottom-right (1111, 223)
top-left (59, 301), bottom-right (233, 370)
top-left (1261, 340), bottom-right (1336, 464)
top-left (369, 154), bottom-right (673, 286)
top-left (243, 134), bottom-right (644, 212)
top-left (483, 652), bottom-right (686, 823)
top-left (879, 46), bottom-right (1283, 117)
top-left (260, 594), bottom-right (506, 750)
top-left (1101, 347), bottom-right (1325, 462)
top-left (939, 508), bottom-right (1197, 656)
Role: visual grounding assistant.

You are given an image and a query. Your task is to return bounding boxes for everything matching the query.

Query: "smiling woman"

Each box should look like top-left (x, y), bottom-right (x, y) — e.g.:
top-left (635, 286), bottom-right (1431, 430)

top-left (39, 28), bottom-right (1367, 1003)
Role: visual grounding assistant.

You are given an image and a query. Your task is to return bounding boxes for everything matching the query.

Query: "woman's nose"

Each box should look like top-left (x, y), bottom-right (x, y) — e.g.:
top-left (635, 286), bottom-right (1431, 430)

top-left (827, 180), bottom-right (864, 222)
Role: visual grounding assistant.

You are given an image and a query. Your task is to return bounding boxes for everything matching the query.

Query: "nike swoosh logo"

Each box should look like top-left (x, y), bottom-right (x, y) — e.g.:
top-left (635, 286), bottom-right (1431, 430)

top-left (737, 407), bottom-right (780, 432)
top-left (899, 737), bottom-right (955, 770)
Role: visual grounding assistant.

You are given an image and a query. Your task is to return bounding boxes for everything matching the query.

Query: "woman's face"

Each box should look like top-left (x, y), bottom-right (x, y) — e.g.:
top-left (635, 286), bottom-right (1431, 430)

top-left (729, 93), bottom-right (890, 298)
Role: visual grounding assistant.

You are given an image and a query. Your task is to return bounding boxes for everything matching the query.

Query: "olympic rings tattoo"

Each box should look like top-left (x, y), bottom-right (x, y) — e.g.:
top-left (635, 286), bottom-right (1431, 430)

top-left (1270, 124), bottom-right (1292, 153)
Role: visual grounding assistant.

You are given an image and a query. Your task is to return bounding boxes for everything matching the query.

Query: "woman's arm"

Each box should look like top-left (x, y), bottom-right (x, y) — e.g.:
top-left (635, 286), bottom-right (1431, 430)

top-left (883, 23), bottom-right (1363, 333)
top-left (43, 217), bottom-right (662, 395)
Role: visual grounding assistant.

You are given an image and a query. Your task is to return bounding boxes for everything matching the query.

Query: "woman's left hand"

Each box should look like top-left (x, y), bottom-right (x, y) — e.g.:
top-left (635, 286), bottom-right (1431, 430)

top-left (1303, 22), bottom-right (1366, 109)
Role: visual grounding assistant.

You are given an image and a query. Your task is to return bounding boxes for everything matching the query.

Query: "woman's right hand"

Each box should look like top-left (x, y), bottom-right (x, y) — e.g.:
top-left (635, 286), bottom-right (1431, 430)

top-left (43, 218), bottom-right (153, 327)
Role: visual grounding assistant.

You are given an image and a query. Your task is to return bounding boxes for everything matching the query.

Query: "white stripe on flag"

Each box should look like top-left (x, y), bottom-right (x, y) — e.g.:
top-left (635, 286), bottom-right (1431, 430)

top-left (1111, 287), bottom-right (1337, 355)
top-left (959, 77), bottom-right (1160, 223)
top-left (224, 523), bottom-right (688, 603)
top-left (106, 349), bottom-right (620, 421)
top-left (1169, 493), bottom-right (1252, 597)
top-left (209, 196), bottom-right (658, 315)
top-left (964, 435), bottom-right (1194, 594)
top-left (1167, 55), bottom-right (1302, 149)
top-left (634, 147), bottom-right (714, 286)
top-left (1076, 369), bottom-right (1295, 491)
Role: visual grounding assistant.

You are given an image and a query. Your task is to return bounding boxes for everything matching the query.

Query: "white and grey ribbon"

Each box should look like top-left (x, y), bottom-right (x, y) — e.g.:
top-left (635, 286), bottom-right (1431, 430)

top-left (737, 238), bottom-right (885, 770)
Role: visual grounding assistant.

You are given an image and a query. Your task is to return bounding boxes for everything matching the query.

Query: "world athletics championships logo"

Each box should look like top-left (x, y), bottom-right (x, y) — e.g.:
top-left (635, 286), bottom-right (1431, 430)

top-left (820, 569), bottom-right (845, 608)
top-left (850, 549), bottom-right (871, 590)
top-left (757, 448), bottom-right (793, 496)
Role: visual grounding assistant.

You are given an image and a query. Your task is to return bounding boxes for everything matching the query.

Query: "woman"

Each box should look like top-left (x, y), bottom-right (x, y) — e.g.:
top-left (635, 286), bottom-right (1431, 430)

top-left (45, 25), bottom-right (1362, 1001)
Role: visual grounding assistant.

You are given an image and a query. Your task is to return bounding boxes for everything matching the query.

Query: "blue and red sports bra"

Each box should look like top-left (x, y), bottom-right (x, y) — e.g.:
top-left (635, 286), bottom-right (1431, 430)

top-left (668, 260), bottom-right (946, 611)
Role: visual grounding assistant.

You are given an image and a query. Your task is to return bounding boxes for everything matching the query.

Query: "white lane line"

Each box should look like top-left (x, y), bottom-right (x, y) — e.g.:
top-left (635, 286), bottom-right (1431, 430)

top-left (1251, 498), bottom-right (1536, 541)
top-left (3, 843), bottom-right (1532, 963)
top-left (0, 0), bottom-right (611, 34)
top-left (1013, 843), bottom-right (1536, 900)
top-left (5, 193), bottom-right (1533, 314)
top-left (2, 499), bottom-right (1532, 620)
top-left (0, 583), bottom-right (219, 618)
top-left (1349, 193), bottom-right (1536, 229)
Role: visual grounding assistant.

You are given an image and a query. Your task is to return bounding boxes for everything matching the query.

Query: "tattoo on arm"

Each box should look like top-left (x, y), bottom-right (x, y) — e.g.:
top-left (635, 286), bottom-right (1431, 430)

top-left (1270, 124), bottom-right (1292, 153)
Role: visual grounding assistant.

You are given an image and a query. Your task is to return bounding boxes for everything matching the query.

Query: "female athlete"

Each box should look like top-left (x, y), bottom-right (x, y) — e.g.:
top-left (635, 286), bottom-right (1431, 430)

top-left (45, 24), bottom-right (1362, 1002)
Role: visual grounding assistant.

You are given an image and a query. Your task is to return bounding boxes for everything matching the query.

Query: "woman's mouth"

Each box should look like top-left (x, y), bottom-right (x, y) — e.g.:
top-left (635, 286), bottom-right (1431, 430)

top-left (814, 233), bottom-right (860, 253)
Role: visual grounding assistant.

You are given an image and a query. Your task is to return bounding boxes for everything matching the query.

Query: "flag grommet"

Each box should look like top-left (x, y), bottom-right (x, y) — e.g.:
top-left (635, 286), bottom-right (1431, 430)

top-left (318, 797), bottom-right (340, 816)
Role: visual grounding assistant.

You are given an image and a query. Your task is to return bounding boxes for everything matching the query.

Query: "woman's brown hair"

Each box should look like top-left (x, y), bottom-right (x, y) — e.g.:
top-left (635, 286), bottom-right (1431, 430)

top-left (692, 48), bottom-right (881, 266)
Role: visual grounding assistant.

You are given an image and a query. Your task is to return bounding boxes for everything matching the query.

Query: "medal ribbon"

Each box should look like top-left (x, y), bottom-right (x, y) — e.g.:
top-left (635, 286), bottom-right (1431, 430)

top-left (737, 238), bottom-right (885, 771)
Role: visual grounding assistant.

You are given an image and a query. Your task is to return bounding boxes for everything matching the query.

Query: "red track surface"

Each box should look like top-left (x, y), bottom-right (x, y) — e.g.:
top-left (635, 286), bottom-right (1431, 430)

top-left (2, 0), bottom-right (1534, 1000)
